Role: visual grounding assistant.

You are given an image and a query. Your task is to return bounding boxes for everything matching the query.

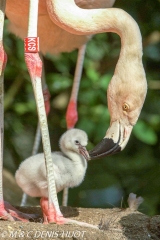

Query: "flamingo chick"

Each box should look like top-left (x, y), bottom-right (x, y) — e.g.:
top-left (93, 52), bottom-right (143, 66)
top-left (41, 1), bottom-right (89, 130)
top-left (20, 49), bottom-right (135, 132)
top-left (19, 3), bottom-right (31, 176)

top-left (15, 128), bottom-right (90, 224)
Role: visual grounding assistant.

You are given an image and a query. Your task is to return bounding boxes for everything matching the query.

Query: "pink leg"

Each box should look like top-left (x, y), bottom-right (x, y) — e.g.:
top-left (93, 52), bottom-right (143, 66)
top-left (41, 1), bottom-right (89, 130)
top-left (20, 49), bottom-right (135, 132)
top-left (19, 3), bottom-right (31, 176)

top-left (65, 44), bottom-right (86, 130)
top-left (0, 4), bottom-right (36, 220)
top-left (24, 0), bottom-right (63, 223)
top-left (66, 100), bottom-right (78, 129)
top-left (0, 18), bottom-right (27, 220)
top-left (21, 60), bottom-right (51, 207)
top-left (25, 52), bottom-right (63, 223)
top-left (0, 47), bottom-right (36, 222)
top-left (0, 44), bottom-right (7, 74)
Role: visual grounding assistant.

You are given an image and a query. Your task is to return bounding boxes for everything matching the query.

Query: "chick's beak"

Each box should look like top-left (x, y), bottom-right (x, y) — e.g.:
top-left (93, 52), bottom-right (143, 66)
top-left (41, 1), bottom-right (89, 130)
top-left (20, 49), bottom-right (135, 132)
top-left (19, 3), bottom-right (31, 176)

top-left (79, 145), bottom-right (90, 161)
top-left (89, 120), bottom-right (133, 159)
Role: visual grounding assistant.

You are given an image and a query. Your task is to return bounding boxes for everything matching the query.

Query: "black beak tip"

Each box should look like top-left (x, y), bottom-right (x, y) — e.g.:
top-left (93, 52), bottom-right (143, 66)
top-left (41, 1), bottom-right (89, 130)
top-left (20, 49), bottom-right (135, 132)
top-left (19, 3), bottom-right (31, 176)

top-left (89, 138), bottom-right (121, 159)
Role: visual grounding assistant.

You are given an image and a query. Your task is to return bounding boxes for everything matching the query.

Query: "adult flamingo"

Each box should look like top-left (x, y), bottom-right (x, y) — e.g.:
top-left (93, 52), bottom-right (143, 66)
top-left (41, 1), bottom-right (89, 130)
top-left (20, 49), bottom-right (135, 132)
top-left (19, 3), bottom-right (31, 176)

top-left (0, 0), bottom-right (147, 224)
top-left (7, 0), bottom-right (116, 208)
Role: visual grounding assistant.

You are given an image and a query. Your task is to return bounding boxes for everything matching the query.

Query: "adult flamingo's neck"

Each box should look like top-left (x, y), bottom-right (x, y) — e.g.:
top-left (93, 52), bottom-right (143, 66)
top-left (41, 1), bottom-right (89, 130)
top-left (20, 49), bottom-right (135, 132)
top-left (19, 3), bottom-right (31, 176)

top-left (47, 0), bottom-right (143, 58)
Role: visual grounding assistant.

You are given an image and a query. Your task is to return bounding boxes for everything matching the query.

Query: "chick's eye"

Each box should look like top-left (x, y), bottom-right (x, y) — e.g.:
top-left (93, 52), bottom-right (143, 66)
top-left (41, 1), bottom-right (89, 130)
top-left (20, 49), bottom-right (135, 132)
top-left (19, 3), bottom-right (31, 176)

top-left (122, 102), bottom-right (130, 112)
top-left (75, 140), bottom-right (79, 144)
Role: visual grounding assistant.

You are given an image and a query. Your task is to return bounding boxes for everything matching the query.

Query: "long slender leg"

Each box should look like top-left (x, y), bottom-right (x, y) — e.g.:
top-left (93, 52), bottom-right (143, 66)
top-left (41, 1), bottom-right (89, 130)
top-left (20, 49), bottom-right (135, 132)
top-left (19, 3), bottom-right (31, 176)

top-left (24, 0), bottom-right (63, 222)
top-left (21, 55), bottom-right (50, 206)
top-left (66, 44), bottom-right (87, 129)
top-left (0, 0), bottom-right (12, 220)
top-left (0, 1), bottom-right (34, 221)
top-left (62, 44), bottom-right (87, 206)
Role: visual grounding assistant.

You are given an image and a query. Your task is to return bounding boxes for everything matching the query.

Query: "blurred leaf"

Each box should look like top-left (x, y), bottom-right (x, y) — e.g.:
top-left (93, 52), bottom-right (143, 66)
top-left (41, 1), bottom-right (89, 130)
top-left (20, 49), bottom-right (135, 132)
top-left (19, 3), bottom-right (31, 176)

top-left (13, 101), bottom-right (36, 115)
top-left (133, 120), bottom-right (158, 145)
top-left (47, 73), bottom-right (72, 92)
top-left (86, 68), bottom-right (99, 82)
top-left (144, 44), bottom-right (160, 61)
top-left (99, 74), bottom-right (112, 90)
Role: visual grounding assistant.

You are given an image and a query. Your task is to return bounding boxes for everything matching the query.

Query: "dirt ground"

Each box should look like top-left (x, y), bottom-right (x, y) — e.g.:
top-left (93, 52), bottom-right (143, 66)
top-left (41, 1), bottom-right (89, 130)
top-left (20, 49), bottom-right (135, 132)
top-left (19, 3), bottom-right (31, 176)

top-left (0, 206), bottom-right (160, 240)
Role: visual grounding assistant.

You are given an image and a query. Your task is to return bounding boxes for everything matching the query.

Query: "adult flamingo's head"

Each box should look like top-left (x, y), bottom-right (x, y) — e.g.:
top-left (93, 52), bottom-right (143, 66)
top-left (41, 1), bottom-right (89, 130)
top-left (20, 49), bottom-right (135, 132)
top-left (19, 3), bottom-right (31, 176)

top-left (47, 0), bottom-right (147, 159)
top-left (89, 58), bottom-right (147, 159)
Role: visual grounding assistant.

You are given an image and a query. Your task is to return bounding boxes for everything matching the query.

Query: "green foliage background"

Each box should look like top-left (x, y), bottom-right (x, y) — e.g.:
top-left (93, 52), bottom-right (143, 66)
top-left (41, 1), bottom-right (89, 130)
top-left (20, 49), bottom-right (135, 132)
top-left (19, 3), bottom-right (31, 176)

top-left (3, 0), bottom-right (160, 215)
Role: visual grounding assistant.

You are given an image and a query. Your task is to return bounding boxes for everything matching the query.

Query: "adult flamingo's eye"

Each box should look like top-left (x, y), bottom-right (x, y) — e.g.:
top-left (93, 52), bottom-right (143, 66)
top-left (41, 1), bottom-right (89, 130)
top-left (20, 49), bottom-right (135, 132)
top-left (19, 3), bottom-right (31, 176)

top-left (122, 103), bottom-right (130, 112)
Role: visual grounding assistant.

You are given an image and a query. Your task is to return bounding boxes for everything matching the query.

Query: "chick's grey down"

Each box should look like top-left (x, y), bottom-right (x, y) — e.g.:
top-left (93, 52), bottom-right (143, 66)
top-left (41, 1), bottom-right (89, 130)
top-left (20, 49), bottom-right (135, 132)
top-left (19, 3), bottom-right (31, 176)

top-left (15, 129), bottom-right (89, 198)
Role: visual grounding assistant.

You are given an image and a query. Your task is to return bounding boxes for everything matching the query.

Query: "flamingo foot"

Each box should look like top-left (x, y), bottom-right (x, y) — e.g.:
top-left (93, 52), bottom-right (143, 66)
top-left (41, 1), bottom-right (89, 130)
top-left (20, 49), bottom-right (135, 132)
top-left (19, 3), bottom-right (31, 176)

top-left (66, 100), bottom-right (78, 129)
top-left (0, 201), bottom-right (14, 221)
top-left (40, 197), bottom-right (66, 224)
top-left (40, 197), bottom-right (98, 229)
top-left (0, 201), bottom-right (37, 221)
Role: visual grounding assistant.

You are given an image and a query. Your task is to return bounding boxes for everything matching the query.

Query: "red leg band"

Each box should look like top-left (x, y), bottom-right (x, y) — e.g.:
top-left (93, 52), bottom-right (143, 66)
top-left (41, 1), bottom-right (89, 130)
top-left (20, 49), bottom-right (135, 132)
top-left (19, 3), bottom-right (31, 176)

top-left (24, 37), bottom-right (39, 53)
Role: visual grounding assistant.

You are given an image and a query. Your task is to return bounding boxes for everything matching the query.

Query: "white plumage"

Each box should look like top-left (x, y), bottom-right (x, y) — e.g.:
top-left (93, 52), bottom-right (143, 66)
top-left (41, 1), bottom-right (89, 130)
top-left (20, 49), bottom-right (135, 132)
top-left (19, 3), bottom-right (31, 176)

top-left (15, 128), bottom-right (89, 198)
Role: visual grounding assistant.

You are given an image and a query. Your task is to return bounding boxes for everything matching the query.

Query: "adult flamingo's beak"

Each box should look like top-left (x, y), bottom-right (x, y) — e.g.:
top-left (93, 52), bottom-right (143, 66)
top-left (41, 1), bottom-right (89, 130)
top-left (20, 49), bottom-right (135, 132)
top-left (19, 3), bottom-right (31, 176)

top-left (89, 120), bottom-right (133, 159)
